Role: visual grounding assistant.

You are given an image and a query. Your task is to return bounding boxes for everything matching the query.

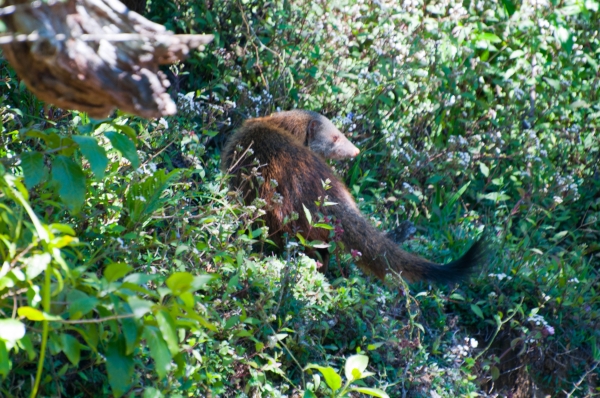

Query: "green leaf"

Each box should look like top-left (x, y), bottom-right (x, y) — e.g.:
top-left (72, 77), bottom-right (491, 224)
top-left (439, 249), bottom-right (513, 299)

top-left (127, 297), bottom-right (154, 319)
top-left (142, 326), bottom-right (172, 380)
top-left (304, 365), bottom-right (342, 391)
top-left (17, 306), bottom-right (61, 321)
top-left (166, 272), bottom-right (195, 296)
top-left (554, 25), bottom-right (573, 54)
top-left (544, 78), bottom-right (561, 90)
top-left (479, 162), bottom-right (490, 178)
top-left (105, 131), bottom-right (140, 168)
top-left (303, 390), bottom-right (317, 398)
top-left (155, 310), bottom-right (179, 356)
top-left (350, 387), bottom-right (390, 398)
top-left (105, 339), bottom-right (134, 398)
top-left (570, 100), bottom-right (589, 109)
top-left (24, 253), bottom-right (51, 280)
top-left (491, 365), bottom-right (500, 380)
top-left (477, 32), bottom-right (502, 43)
top-left (302, 203), bottom-right (312, 225)
top-left (104, 262), bottom-right (133, 282)
top-left (121, 317), bottom-right (139, 355)
top-left (191, 274), bottom-right (215, 291)
top-left (72, 136), bottom-right (108, 179)
top-left (143, 387), bottom-right (164, 398)
top-left (447, 181), bottom-right (471, 210)
top-left (449, 293), bottom-right (465, 301)
top-left (224, 315), bottom-right (240, 330)
top-left (552, 231), bottom-right (569, 241)
top-left (60, 334), bottom-right (81, 365)
top-left (471, 304), bottom-right (484, 319)
top-left (0, 319), bottom-right (26, 342)
top-left (51, 155), bottom-right (86, 213)
top-left (0, 340), bottom-right (9, 377)
top-left (480, 192), bottom-right (511, 202)
top-left (112, 123), bottom-right (138, 142)
top-left (345, 354), bottom-right (369, 381)
top-left (501, 0), bottom-right (516, 16)
top-left (20, 151), bottom-right (46, 188)
top-left (68, 295), bottom-right (98, 319)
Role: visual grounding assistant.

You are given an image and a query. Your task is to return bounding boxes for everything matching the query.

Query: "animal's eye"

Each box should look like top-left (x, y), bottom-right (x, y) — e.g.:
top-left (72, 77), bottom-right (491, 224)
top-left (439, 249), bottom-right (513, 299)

top-left (333, 135), bottom-right (340, 142)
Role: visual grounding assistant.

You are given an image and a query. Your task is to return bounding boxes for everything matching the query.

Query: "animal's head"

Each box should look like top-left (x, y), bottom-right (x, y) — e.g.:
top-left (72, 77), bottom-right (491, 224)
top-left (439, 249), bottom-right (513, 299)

top-left (268, 110), bottom-right (360, 160)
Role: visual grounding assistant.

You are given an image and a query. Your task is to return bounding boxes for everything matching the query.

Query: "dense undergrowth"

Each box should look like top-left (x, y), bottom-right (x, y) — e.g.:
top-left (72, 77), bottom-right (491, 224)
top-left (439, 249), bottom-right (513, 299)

top-left (1, 0), bottom-right (599, 396)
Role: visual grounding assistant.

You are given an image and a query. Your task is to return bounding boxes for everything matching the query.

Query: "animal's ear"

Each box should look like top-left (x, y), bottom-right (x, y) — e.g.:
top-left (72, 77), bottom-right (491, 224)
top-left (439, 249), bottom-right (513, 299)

top-left (306, 119), bottom-right (321, 145)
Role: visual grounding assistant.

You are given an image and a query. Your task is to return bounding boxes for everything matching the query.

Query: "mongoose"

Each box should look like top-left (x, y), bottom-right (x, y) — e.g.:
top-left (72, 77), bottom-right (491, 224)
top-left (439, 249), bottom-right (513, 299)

top-left (222, 116), bottom-right (485, 284)
top-left (247, 110), bottom-right (360, 160)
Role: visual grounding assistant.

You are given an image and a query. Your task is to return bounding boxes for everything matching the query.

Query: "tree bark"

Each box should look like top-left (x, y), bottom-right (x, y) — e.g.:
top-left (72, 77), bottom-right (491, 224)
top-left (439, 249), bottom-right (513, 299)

top-left (0, 0), bottom-right (213, 119)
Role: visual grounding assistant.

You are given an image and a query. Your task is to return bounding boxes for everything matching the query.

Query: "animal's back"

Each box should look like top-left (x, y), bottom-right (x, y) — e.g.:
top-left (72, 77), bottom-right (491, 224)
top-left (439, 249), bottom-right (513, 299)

top-left (222, 120), bottom-right (354, 246)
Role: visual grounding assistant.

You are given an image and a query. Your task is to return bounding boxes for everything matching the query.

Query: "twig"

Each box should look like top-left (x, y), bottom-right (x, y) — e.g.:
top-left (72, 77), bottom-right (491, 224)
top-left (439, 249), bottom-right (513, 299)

top-left (564, 361), bottom-right (599, 398)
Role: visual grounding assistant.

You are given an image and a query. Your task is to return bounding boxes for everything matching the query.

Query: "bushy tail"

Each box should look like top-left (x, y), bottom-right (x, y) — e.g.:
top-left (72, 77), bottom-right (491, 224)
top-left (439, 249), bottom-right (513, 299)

top-left (329, 203), bottom-right (487, 283)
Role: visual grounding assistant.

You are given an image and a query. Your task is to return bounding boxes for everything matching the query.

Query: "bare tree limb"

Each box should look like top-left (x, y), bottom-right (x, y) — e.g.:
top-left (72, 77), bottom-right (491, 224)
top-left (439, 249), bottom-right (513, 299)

top-left (0, 0), bottom-right (213, 118)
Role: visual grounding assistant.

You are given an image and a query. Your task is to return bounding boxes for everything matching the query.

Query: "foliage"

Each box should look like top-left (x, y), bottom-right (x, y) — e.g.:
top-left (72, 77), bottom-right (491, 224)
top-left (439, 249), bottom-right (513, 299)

top-left (0, 0), bottom-right (599, 396)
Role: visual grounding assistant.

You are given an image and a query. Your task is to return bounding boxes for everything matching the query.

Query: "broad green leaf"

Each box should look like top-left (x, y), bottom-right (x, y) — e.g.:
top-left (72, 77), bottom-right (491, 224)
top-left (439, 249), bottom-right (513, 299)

top-left (20, 151), bottom-right (46, 188)
top-left (104, 262), bottom-right (133, 282)
top-left (0, 319), bottom-right (25, 341)
top-left (554, 25), bottom-right (573, 54)
top-left (105, 131), bottom-right (140, 168)
top-left (142, 327), bottom-right (172, 380)
top-left (471, 304), bottom-right (484, 319)
top-left (303, 390), bottom-right (317, 398)
top-left (479, 162), bottom-right (490, 178)
top-left (155, 310), bottom-right (179, 356)
top-left (112, 123), bottom-right (138, 142)
top-left (191, 274), bottom-right (216, 291)
top-left (122, 317), bottom-right (139, 355)
top-left (51, 155), bottom-right (86, 212)
top-left (544, 77), bottom-right (561, 90)
top-left (123, 273), bottom-right (159, 285)
top-left (570, 100), bottom-right (589, 109)
top-left (60, 334), bottom-right (81, 365)
top-left (304, 365), bottom-right (342, 391)
top-left (127, 297), bottom-right (154, 319)
top-left (491, 365), bottom-right (500, 380)
top-left (351, 387), bottom-right (390, 398)
top-left (501, 0), bottom-right (516, 16)
top-left (509, 49), bottom-right (524, 59)
top-left (480, 192), bottom-right (511, 202)
top-left (105, 339), bottom-right (134, 398)
top-left (143, 387), bottom-right (164, 398)
top-left (72, 136), bottom-right (108, 179)
top-left (166, 272), bottom-right (194, 295)
top-left (69, 295), bottom-right (98, 319)
top-left (345, 354), bottom-right (369, 381)
top-left (224, 315), bottom-right (240, 330)
top-left (478, 32), bottom-right (502, 43)
top-left (19, 335), bottom-right (36, 360)
top-left (24, 253), bottom-right (51, 280)
top-left (18, 306), bottom-right (61, 321)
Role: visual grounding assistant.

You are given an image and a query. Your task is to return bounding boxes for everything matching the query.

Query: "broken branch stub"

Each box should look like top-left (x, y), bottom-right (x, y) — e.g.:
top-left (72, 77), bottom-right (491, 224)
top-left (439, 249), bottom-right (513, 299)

top-left (0, 0), bottom-right (213, 118)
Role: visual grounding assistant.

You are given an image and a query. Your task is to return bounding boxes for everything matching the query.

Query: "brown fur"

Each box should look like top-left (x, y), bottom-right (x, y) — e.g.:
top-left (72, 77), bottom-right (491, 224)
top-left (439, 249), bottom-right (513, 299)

top-left (222, 118), bottom-right (485, 283)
